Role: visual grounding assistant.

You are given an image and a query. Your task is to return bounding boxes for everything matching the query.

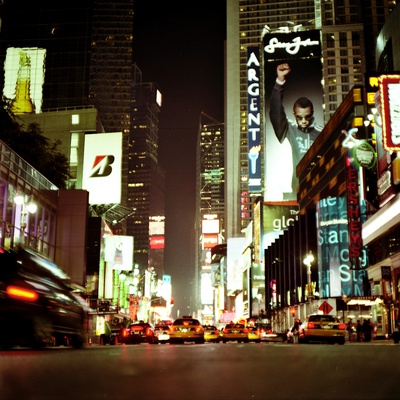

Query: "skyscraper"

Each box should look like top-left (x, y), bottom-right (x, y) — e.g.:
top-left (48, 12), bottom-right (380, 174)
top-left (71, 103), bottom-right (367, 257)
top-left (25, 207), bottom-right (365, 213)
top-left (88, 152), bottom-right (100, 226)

top-left (0, 0), bottom-right (165, 276)
top-left (225, 0), bottom-right (396, 240)
top-left (195, 113), bottom-right (225, 311)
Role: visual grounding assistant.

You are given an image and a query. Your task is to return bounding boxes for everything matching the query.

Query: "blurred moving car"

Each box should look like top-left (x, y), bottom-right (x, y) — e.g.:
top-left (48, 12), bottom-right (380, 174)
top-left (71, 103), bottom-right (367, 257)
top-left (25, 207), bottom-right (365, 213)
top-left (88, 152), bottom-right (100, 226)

top-left (120, 321), bottom-right (158, 344)
top-left (0, 247), bottom-right (87, 349)
top-left (220, 323), bottom-right (249, 343)
top-left (259, 325), bottom-right (286, 342)
top-left (299, 314), bottom-right (346, 344)
top-left (154, 324), bottom-right (170, 344)
top-left (247, 326), bottom-right (261, 343)
top-left (168, 317), bottom-right (205, 344)
top-left (203, 325), bottom-right (220, 343)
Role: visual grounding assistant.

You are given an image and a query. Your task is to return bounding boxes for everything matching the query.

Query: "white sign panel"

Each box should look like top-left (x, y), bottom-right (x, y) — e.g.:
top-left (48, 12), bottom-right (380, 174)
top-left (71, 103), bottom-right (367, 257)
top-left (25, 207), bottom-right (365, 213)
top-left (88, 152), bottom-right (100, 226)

top-left (82, 132), bottom-right (122, 204)
top-left (104, 235), bottom-right (133, 271)
top-left (227, 237), bottom-right (246, 292)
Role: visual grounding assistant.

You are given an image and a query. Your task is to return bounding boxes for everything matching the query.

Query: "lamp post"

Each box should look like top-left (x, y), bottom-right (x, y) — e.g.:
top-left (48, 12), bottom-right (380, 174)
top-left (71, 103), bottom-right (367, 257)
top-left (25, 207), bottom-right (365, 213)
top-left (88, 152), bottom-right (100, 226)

top-left (14, 192), bottom-right (37, 246)
top-left (303, 251), bottom-right (314, 314)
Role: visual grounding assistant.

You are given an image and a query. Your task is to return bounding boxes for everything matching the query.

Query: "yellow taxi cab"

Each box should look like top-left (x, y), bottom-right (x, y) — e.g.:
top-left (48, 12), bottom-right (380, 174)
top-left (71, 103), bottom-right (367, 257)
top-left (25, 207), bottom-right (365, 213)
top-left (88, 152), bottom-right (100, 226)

top-left (220, 323), bottom-right (249, 343)
top-left (168, 316), bottom-right (205, 344)
top-left (203, 325), bottom-right (220, 343)
top-left (247, 326), bottom-right (261, 343)
top-left (299, 314), bottom-right (346, 344)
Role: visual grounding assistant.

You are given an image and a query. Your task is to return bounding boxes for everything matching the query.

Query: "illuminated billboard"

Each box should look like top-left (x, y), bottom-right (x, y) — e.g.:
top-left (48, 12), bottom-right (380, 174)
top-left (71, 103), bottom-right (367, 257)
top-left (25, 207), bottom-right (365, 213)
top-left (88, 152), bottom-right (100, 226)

top-left (263, 30), bottom-right (323, 201)
top-left (226, 237), bottom-right (246, 292)
top-left (263, 202), bottom-right (299, 247)
top-left (149, 216), bottom-right (165, 249)
top-left (202, 216), bottom-right (220, 234)
top-left (3, 47), bottom-right (46, 114)
top-left (379, 74), bottom-right (400, 151)
top-left (82, 132), bottom-right (122, 204)
top-left (104, 235), bottom-right (134, 271)
top-left (150, 236), bottom-right (164, 250)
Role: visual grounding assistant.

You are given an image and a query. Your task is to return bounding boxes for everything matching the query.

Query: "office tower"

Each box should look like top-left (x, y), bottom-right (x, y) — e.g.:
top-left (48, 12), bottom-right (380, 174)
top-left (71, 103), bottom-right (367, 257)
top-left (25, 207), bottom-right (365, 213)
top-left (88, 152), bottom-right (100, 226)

top-left (128, 65), bottom-right (165, 277)
top-left (225, 0), bottom-right (396, 240)
top-left (0, 1), bottom-right (166, 275)
top-left (195, 113), bottom-right (225, 310)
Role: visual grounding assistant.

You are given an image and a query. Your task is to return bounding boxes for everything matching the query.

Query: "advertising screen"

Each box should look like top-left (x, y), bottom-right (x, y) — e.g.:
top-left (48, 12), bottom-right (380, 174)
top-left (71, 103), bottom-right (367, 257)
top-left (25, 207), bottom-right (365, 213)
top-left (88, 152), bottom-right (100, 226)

top-left (3, 47), bottom-right (46, 114)
top-left (82, 132), bottom-right (122, 204)
top-left (316, 197), bottom-right (368, 298)
top-left (263, 30), bottom-right (323, 201)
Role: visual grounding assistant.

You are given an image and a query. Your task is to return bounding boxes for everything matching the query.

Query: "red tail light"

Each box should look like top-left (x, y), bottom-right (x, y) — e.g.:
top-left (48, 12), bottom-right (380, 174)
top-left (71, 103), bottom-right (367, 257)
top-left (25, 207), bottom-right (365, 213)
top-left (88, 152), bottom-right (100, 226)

top-left (223, 328), bottom-right (229, 334)
top-left (243, 328), bottom-right (249, 333)
top-left (214, 330), bottom-right (219, 335)
top-left (6, 285), bottom-right (39, 301)
top-left (122, 329), bottom-right (129, 337)
top-left (195, 326), bottom-right (204, 333)
top-left (338, 323), bottom-right (346, 330)
top-left (307, 322), bottom-right (315, 329)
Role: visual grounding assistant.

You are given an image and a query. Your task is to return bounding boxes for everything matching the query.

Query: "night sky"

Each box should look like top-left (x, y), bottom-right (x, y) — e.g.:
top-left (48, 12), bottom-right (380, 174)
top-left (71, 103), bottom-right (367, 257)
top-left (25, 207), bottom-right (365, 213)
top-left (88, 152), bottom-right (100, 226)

top-left (133, 1), bottom-right (226, 317)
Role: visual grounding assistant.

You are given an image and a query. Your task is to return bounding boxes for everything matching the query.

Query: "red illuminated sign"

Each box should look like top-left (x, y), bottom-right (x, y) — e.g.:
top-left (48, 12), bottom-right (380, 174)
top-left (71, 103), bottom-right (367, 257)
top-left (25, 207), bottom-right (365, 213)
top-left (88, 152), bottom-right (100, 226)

top-left (150, 236), bottom-right (164, 250)
top-left (345, 157), bottom-right (362, 259)
top-left (203, 234), bottom-right (219, 249)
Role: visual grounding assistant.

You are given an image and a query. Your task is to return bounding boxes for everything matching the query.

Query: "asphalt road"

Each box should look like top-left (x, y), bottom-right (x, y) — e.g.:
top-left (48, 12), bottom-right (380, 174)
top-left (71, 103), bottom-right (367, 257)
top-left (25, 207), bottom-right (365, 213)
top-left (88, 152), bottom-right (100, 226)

top-left (0, 340), bottom-right (398, 400)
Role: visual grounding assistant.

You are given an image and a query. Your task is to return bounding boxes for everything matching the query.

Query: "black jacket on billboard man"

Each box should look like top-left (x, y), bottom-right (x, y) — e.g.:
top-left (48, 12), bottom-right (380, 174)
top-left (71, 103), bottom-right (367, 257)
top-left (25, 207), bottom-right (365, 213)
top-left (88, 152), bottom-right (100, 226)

top-left (269, 63), bottom-right (322, 199)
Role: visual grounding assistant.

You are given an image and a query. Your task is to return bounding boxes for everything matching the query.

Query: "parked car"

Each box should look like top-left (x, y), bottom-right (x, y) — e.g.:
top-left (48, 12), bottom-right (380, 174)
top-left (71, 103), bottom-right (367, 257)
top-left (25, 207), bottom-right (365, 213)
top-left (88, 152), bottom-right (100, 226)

top-left (120, 321), bottom-right (158, 344)
top-left (0, 247), bottom-right (87, 349)
top-left (203, 325), bottom-right (220, 343)
top-left (220, 323), bottom-right (249, 343)
top-left (299, 314), bottom-right (346, 344)
top-left (168, 317), bottom-right (205, 344)
top-left (154, 324), bottom-right (170, 344)
top-left (100, 315), bottom-right (129, 345)
top-left (247, 326), bottom-right (261, 343)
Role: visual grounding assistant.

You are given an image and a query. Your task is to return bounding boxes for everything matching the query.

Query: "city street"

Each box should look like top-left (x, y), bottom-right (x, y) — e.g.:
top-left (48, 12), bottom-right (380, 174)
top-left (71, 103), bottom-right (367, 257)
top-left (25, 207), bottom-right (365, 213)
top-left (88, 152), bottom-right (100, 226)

top-left (0, 340), bottom-right (398, 400)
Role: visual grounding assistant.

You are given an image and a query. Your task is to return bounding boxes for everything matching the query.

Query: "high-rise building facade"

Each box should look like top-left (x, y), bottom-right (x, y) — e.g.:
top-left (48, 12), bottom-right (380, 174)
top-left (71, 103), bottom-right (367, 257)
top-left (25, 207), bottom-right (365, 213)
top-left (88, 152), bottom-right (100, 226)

top-left (128, 65), bottom-right (165, 277)
top-left (195, 114), bottom-right (225, 312)
top-left (225, 0), bottom-right (396, 240)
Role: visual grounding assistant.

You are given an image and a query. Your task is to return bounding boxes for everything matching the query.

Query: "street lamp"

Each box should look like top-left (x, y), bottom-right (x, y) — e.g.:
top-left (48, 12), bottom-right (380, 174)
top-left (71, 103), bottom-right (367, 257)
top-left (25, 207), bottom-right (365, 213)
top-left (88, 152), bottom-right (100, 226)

top-left (303, 251), bottom-right (314, 314)
top-left (14, 192), bottom-right (37, 246)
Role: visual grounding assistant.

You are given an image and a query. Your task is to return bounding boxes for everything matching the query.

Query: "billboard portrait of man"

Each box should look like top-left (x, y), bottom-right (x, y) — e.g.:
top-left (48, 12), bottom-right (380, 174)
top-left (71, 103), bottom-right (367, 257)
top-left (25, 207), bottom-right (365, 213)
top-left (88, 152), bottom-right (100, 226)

top-left (263, 30), bottom-right (324, 201)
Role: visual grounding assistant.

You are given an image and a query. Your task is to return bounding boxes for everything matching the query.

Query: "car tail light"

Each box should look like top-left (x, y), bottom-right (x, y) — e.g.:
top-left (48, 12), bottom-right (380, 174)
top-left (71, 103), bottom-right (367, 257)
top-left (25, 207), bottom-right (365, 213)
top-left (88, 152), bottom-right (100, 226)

top-left (6, 285), bottom-right (39, 301)
top-left (223, 328), bottom-right (229, 334)
top-left (338, 323), bottom-right (346, 330)
top-left (122, 329), bottom-right (129, 337)
top-left (307, 322), bottom-right (315, 329)
top-left (214, 330), bottom-right (219, 335)
top-left (146, 327), bottom-right (152, 335)
top-left (243, 328), bottom-right (249, 333)
top-left (195, 326), bottom-right (204, 333)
